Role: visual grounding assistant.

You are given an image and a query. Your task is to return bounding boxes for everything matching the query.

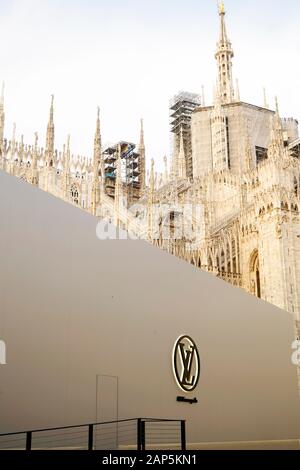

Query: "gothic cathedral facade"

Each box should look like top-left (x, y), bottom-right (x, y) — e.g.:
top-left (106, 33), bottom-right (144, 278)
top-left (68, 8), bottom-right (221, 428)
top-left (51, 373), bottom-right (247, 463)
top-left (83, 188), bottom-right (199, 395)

top-left (0, 4), bottom-right (299, 336)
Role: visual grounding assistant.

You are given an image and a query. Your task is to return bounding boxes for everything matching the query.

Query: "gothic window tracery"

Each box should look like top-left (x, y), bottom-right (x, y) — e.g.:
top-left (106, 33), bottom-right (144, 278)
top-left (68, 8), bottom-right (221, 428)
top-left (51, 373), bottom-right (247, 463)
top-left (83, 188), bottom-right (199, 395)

top-left (70, 184), bottom-right (79, 205)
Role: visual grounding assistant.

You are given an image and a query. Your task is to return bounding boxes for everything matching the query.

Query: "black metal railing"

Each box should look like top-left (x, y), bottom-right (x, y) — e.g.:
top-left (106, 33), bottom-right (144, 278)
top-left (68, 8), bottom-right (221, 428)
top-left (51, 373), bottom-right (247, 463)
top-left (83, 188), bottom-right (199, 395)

top-left (0, 418), bottom-right (186, 451)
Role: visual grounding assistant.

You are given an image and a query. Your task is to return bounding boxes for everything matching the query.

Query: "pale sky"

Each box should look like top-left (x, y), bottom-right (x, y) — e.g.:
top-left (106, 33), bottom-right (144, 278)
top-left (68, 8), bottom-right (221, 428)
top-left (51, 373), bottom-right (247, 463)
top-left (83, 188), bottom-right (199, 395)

top-left (0, 0), bottom-right (299, 170)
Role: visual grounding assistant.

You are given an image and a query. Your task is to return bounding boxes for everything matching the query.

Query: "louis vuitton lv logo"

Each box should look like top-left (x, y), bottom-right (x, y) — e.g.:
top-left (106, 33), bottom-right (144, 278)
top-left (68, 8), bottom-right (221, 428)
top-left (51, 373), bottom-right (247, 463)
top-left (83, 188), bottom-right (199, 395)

top-left (178, 342), bottom-right (196, 387)
top-left (173, 335), bottom-right (200, 393)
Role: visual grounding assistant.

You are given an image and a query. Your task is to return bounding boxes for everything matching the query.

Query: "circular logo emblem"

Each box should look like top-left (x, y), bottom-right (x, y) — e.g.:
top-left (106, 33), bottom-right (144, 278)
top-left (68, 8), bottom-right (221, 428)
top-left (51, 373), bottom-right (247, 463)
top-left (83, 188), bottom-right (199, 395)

top-left (173, 335), bottom-right (200, 392)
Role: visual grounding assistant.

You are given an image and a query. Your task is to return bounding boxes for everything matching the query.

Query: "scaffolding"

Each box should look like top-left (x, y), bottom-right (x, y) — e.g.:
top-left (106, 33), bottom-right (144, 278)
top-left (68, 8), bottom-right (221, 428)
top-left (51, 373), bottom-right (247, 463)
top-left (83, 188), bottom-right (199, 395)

top-left (170, 91), bottom-right (201, 179)
top-left (103, 141), bottom-right (141, 205)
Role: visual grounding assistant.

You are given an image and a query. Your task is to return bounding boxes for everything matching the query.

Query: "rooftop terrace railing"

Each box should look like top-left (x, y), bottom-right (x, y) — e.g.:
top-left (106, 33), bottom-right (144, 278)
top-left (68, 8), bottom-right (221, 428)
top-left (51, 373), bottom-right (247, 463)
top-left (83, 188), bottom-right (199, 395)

top-left (0, 418), bottom-right (186, 451)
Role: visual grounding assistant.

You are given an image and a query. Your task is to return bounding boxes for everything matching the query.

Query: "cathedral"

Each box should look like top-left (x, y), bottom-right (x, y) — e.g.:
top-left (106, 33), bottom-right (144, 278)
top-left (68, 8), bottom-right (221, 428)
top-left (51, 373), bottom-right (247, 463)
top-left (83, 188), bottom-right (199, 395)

top-left (0, 4), bottom-right (299, 335)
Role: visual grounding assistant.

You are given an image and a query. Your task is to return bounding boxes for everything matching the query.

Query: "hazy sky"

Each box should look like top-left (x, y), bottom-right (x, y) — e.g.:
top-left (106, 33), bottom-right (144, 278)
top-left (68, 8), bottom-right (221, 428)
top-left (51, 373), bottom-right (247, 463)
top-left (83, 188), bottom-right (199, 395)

top-left (0, 0), bottom-right (299, 169)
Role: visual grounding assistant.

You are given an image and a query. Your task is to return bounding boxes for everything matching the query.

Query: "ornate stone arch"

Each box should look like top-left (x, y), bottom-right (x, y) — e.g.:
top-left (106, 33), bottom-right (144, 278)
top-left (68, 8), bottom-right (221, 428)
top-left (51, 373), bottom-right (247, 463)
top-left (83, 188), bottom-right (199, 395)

top-left (249, 249), bottom-right (261, 299)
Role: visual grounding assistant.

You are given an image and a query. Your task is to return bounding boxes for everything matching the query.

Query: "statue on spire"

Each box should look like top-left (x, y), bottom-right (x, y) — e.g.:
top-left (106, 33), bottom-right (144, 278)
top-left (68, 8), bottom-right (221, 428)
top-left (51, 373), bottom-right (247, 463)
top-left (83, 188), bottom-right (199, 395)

top-left (219, 1), bottom-right (225, 15)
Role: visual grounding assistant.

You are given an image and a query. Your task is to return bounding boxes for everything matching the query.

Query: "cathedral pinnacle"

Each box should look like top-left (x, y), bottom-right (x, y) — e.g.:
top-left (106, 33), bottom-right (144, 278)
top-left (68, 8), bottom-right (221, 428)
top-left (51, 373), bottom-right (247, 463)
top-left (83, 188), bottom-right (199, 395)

top-left (30, 131), bottom-right (39, 185)
top-left (66, 134), bottom-right (71, 166)
top-left (150, 158), bottom-right (155, 192)
top-left (274, 96), bottom-right (282, 130)
top-left (96, 106), bottom-right (100, 139)
top-left (218, 1), bottom-right (228, 44)
top-left (32, 132), bottom-right (38, 167)
top-left (50, 95), bottom-right (54, 123)
top-left (45, 95), bottom-right (55, 170)
top-left (215, 2), bottom-right (234, 104)
top-left (90, 108), bottom-right (102, 216)
top-left (275, 96), bottom-right (280, 116)
top-left (139, 118), bottom-right (145, 149)
top-left (263, 87), bottom-right (269, 109)
top-left (268, 98), bottom-right (285, 160)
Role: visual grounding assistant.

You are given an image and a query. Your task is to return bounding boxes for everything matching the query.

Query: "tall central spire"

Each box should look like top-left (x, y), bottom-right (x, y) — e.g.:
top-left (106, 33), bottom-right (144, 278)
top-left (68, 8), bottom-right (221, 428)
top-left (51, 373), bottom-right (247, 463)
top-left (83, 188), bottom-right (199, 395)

top-left (91, 107), bottom-right (102, 215)
top-left (45, 95), bottom-right (55, 167)
top-left (215, 3), bottom-right (234, 104)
